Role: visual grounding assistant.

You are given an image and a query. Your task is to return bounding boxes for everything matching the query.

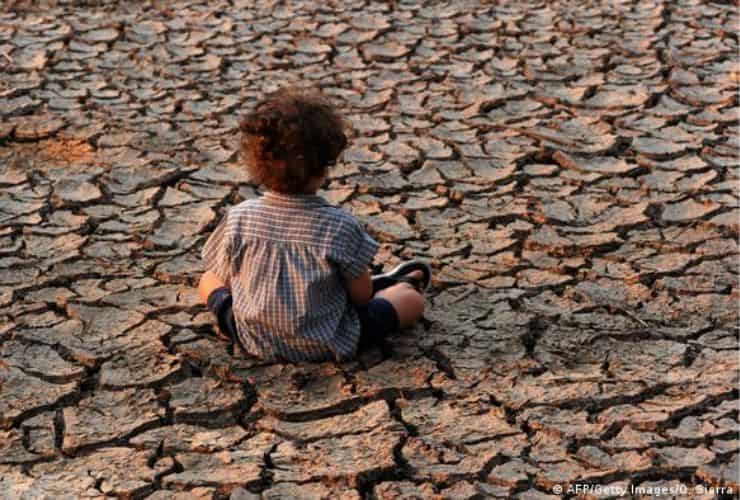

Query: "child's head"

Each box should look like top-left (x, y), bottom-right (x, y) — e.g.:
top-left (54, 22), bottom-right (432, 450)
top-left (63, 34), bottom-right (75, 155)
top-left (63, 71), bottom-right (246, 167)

top-left (240, 87), bottom-right (347, 194)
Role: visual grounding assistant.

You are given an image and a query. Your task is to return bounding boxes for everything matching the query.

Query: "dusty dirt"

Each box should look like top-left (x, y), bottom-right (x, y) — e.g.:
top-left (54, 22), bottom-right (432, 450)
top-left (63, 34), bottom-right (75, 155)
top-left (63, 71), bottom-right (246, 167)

top-left (0, 1), bottom-right (738, 499)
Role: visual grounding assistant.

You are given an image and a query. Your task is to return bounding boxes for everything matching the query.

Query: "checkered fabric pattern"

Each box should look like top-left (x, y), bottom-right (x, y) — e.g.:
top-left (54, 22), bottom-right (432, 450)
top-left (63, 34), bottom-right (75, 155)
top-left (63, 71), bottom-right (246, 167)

top-left (201, 191), bottom-right (379, 362)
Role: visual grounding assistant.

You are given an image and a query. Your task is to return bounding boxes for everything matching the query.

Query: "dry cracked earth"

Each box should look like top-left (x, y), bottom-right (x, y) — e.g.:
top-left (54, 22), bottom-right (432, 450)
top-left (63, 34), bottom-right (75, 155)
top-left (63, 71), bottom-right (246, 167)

top-left (0, 1), bottom-right (738, 499)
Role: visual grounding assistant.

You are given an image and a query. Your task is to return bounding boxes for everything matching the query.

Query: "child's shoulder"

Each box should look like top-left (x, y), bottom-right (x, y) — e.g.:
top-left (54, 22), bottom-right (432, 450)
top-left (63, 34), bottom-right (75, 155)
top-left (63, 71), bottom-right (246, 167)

top-left (316, 201), bottom-right (362, 227)
top-left (222, 199), bottom-right (254, 219)
top-left (228, 195), bottom-right (362, 232)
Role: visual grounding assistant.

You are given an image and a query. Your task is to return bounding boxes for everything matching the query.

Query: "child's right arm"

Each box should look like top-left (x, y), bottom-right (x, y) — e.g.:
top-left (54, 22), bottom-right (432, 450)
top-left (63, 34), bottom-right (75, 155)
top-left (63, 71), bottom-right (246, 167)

top-left (346, 269), bottom-right (373, 306)
top-left (335, 216), bottom-right (379, 305)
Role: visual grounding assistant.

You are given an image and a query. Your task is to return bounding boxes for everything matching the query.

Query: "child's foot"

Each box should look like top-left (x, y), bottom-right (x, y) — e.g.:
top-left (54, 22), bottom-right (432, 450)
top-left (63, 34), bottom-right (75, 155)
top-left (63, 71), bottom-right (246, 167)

top-left (371, 260), bottom-right (432, 293)
top-left (373, 269), bottom-right (426, 328)
top-left (396, 270), bottom-right (427, 293)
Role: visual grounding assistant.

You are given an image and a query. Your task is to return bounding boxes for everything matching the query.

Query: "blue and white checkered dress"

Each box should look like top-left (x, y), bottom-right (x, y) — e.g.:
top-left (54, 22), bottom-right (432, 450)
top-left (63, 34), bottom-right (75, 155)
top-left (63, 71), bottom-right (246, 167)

top-left (201, 191), bottom-right (379, 362)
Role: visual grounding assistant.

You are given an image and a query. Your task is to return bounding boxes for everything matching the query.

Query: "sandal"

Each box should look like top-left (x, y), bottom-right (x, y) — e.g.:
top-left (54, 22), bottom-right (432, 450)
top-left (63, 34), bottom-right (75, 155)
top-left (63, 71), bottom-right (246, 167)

top-left (371, 260), bottom-right (432, 293)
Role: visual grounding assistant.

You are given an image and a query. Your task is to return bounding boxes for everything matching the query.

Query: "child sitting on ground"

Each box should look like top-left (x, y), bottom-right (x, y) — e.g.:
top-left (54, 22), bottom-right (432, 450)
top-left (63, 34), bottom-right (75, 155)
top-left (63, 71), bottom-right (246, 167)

top-left (197, 87), bottom-right (431, 362)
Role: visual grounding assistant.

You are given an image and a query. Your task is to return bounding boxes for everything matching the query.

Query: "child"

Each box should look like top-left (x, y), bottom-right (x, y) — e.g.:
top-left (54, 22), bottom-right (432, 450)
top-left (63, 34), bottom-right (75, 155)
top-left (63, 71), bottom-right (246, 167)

top-left (197, 88), bottom-right (430, 363)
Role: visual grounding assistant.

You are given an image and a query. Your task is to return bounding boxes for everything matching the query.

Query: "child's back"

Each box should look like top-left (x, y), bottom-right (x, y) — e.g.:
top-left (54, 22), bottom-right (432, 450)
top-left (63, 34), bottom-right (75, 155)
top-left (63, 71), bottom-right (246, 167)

top-left (202, 191), bottom-right (377, 362)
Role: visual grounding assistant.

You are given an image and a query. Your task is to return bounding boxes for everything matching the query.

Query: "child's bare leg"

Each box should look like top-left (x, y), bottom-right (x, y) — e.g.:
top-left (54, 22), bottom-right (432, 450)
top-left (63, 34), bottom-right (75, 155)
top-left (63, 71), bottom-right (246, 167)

top-left (198, 270), bottom-right (226, 305)
top-left (373, 271), bottom-right (425, 328)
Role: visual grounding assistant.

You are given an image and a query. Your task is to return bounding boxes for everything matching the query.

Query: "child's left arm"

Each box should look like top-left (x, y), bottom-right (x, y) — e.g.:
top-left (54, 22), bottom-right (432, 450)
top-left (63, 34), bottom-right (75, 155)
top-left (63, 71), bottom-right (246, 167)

top-left (198, 270), bottom-right (226, 305)
top-left (198, 211), bottom-right (234, 305)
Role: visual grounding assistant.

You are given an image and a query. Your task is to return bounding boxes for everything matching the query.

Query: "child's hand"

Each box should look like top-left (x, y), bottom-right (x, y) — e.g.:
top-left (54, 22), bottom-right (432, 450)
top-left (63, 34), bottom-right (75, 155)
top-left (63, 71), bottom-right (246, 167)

top-left (198, 270), bottom-right (227, 305)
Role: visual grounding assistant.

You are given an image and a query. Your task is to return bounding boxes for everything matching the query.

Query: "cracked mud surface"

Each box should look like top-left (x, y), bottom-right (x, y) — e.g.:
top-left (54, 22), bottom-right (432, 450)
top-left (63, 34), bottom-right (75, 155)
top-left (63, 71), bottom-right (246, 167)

top-left (0, 1), bottom-right (738, 498)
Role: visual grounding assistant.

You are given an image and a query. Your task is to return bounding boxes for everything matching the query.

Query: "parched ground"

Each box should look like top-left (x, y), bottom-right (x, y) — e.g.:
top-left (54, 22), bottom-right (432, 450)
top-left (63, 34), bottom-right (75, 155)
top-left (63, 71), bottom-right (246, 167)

top-left (0, 1), bottom-right (738, 499)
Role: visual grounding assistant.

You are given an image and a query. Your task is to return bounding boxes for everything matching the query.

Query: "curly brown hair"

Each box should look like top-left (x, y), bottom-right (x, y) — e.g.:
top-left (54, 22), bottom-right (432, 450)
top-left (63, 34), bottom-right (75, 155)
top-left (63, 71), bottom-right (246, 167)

top-left (240, 88), bottom-right (347, 194)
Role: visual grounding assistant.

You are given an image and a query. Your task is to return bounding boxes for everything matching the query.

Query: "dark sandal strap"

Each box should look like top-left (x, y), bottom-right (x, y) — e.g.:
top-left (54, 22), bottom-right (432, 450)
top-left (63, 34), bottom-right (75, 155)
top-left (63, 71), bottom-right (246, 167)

top-left (397, 262), bottom-right (431, 291)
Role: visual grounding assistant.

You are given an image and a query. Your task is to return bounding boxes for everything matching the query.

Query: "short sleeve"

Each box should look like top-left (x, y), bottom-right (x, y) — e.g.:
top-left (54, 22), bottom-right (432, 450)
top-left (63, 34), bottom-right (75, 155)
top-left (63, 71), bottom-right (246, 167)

top-left (337, 217), bottom-right (380, 279)
top-left (201, 211), bottom-right (232, 287)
